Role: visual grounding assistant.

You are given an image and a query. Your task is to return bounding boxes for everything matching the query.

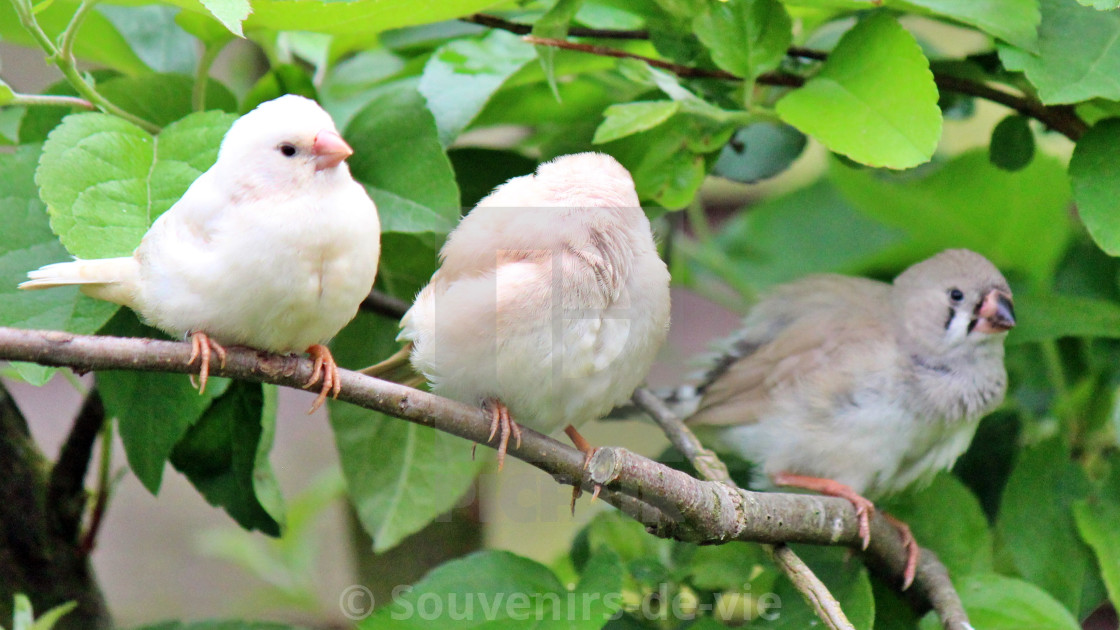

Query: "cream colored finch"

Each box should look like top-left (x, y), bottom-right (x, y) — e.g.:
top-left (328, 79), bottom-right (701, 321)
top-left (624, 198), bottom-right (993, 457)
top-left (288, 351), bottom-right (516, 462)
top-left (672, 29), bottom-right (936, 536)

top-left (679, 249), bottom-right (1014, 588)
top-left (390, 152), bottom-right (670, 469)
top-left (21, 95), bottom-right (381, 412)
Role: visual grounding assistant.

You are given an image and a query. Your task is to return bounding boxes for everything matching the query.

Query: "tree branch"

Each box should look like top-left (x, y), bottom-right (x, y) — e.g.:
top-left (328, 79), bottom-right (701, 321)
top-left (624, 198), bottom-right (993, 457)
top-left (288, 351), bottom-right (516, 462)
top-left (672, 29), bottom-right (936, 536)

top-left (461, 13), bottom-right (649, 39)
top-left (517, 33), bottom-right (1086, 141)
top-left (0, 380), bottom-right (112, 629)
top-left (46, 388), bottom-right (103, 543)
top-left (0, 326), bottom-right (967, 629)
top-left (632, 388), bottom-right (856, 630)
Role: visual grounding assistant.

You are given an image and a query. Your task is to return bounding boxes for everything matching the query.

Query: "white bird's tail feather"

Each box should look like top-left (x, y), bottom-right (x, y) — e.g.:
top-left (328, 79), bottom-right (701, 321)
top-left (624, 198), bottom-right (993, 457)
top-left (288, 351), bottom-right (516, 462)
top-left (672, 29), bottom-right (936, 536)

top-left (20, 257), bottom-right (139, 306)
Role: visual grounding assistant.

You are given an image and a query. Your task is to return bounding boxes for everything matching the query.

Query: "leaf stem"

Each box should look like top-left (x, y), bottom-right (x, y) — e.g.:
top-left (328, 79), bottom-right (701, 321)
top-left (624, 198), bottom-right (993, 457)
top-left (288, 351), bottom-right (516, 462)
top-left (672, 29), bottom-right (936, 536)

top-left (193, 41), bottom-right (227, 112)
top-left (8, 0), bottom-right (161, 133)
top-left (7, 92), bottom-right (95, 109)
top-left (58, 0), bottom-right (98, 64)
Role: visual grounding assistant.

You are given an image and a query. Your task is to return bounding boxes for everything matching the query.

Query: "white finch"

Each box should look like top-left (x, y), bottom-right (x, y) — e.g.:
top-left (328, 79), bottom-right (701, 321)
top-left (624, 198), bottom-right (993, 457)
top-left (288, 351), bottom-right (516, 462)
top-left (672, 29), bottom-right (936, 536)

top-left (392, 152), bottom-right (671, 469)
top-left (679, 249), bottom-right (1014, 587)
top-left (21, 95), bottom-right (381, 411)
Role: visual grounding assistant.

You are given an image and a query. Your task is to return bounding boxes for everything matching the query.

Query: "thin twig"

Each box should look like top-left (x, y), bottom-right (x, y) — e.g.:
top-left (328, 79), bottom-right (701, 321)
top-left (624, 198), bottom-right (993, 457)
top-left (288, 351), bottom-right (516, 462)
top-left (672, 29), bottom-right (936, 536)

top-left (360, 289), bottom-right (411, 320)
top-left (0, 326), bottom-right (969, 630)
top-left (462, 13), bottom-right (649, 39)
top-left (631, 387), bottom-right (855, 630)
top-left (523, 36), bottom-right (740, 80)
top-left (631, 387), bottom-right (729, 482)
top-left (518, 34), bottom-right (1086, 142)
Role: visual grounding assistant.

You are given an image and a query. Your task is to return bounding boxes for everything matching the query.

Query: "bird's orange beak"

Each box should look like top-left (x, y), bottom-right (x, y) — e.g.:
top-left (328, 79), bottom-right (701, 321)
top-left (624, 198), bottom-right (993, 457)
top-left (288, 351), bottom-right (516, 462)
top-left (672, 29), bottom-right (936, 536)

top-left (312, 130), bottom-right (353, 171)
top-left (974, 289), bottom-right (1015, 334)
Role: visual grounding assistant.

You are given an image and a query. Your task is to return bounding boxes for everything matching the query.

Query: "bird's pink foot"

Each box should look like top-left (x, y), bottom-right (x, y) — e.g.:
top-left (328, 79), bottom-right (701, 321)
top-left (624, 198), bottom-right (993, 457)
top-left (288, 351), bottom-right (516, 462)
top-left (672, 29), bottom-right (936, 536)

top-left (883, 512), bottom-right (920, 590)
top-left (772, 472), bottom-right (875, 550)
top-left (481, 398), bottom-right (520, 471)
top-left (564, 424), bottom-right (601, 514)
top-left (305, 344), bottom-right (341, 414)
top-left (187, 332), bottom-right (227, 395)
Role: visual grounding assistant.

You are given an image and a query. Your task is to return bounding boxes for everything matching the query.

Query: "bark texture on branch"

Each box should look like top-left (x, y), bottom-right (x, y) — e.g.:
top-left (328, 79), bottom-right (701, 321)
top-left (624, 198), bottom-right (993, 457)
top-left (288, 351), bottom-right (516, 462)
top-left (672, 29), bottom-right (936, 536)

top-left (0, 327), bottom-right (966, 629)
top-left (0, 383), bottom-right (111, 629)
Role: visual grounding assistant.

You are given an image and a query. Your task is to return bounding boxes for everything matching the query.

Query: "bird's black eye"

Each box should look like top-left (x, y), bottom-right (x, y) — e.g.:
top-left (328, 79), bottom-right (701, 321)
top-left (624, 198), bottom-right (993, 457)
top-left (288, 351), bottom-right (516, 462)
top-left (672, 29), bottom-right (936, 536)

top-left (279, 143), bottom-right (297, 157)
top-left (948, 288), bottom-right (964, 303)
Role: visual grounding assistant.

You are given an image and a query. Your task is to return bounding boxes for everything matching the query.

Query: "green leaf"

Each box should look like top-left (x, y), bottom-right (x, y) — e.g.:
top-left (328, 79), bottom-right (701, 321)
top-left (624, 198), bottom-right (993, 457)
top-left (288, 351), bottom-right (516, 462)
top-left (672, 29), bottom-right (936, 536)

top-left (132, 622), bottom-right (311, 630)
top-left (98, 73), bottom-right (239, 127)
top-left (989, 114), bottom-right (1035, 171)
top-left (1072, 497), bottom-right (1120, 607)
top-left (196, 469), bottom-right (343, 610)
top-left (376, 233), bottom-right (440, 302)
top-left (831, 149), bottom-right (1071, 288)
top-left (448, 148), bottom-right (537, 209)
top-left (0, 78), bottom-right (14, 106)
top-left (882, 473), bottom-right (992, 577)
top-left (600, 113), bottom-right (730, 209)
top-left (27, 600), bottom-right (76, 630)
top-left (694, 179), bottom-right (909, 294)
top-left (328, 311), bottom-right (482, 552)
top-left (242, 64), bottom-right (319, 113)
top-left (573, 510), bottom-right (673, 570)
top-left (1008, 293), bottom-right (1120, 344)
top-left (593, 100), bottom-right (681, 144)
top-left (570, 549), bottom-right (626, 622)
top-left (1075, 0), bottom-right (1120, 7)
top-left (896, 0), bottom-right (1040, 52)
top-left (170, 381), bottom-right (285, 535)
top-left (18, 74), bottom-right (117, 146)
top-left (98, 309), bottom-right (231, 493)
top-left (687, 543), bottom-right (768, 591)
top-left (360, 550), bottom-right (620, 629)
top-left (712, 122), bottom-right (807, 184)
top-left (239, 0), bottom-right (499, 35)
top-left (174, 10), bottom-right (237, 45)
top-left (418, 30), bottom-right (537, 147)
top-left (12, 594), bottom-right (32, 630)
top-left (0, 0), bottom-right (150, 74)
top-left (531, 0), bottom-right (585, 98)
top-left (693, 0), bottom-right (792, 81)
top-left (36, 110), bottom-right (235, 259)
top-left (998, 0), bottom-right (1120, 104)
top-left (0, 144), bottom-right (118, 385)
top-left (345, 82), bottom-right (460, 237)
top-left (331, 404), bottom-right (483, 553)
top-left (97, 5), bottom-right (198, 74)
top-left (949, 573), bottom-right (1080, 630)
top-left (995, 438), bottom-right (1092, 611)
top-left (776, 13), bottom-right (941, 169)
top-left (1070, 118), bottom-right (1120, 255)
top-left (197, 0), bottom-right (250, 36)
